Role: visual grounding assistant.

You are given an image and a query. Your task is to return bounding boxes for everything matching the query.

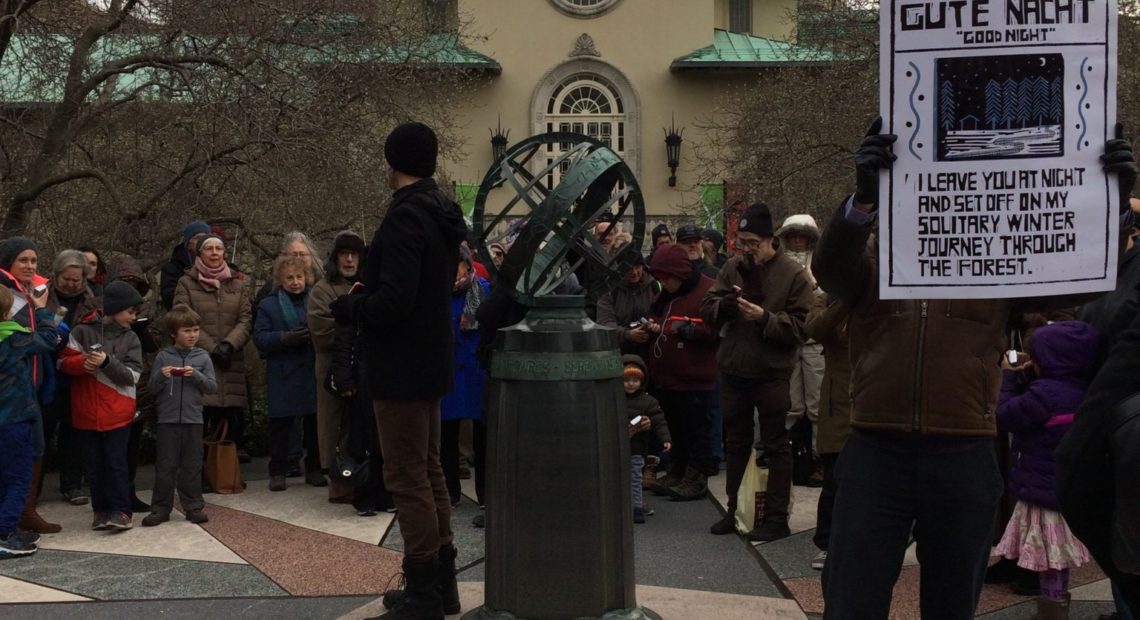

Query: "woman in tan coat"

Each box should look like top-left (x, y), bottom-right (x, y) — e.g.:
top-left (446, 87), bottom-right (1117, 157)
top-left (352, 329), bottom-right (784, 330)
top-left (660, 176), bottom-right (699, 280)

top-left (173, 234), bottom-right (252, 451)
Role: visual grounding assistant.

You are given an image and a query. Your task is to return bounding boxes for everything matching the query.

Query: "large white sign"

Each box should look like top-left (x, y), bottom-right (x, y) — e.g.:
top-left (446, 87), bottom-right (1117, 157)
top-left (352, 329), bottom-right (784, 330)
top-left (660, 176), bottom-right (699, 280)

top-left (880, 0), bottom-right (1118, 299)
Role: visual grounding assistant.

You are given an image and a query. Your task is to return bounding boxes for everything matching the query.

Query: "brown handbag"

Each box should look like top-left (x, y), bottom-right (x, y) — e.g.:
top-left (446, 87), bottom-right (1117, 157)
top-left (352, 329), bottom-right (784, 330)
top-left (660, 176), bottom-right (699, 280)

top-left (204, 421), bottom-right (245, 494)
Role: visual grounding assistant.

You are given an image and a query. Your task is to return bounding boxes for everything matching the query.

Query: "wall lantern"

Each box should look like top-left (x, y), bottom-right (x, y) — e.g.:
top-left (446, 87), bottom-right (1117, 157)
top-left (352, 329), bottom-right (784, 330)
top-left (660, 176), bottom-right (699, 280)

top-left (664, 114), bottom-right (684, 187)
top-left (490, 114), bottom-right (510, 162)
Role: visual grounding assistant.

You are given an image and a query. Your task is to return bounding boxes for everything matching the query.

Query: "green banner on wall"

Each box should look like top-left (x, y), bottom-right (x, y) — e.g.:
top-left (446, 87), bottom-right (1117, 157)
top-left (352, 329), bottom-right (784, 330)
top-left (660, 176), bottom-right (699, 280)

top-left (699, 182), bottom-right (725, 230)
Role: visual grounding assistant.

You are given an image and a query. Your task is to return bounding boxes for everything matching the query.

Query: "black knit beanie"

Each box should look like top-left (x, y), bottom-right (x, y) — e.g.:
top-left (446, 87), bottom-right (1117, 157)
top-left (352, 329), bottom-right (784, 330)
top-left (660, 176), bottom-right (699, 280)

top-left (384, 122), bottom-right (438, 178)
top-left (0, 237), bottom-right (39, 272)
top-left (102, 280), bottom-right (144, 316)
top-left (738, 202), bottom-right (774, 238)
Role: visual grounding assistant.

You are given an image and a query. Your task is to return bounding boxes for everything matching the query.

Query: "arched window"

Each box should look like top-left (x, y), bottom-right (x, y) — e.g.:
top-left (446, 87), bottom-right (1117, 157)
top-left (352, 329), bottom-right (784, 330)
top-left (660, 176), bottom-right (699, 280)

top-left (549, 0), bottom-right (622, 18)
top-left (542, 73), bottom-right (627, 188)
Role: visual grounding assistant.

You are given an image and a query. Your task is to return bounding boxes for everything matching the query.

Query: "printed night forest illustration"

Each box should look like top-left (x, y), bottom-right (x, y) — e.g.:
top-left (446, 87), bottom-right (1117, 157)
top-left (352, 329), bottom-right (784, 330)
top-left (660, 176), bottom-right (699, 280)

top-left (935, 54), bottom-right (1065, 161)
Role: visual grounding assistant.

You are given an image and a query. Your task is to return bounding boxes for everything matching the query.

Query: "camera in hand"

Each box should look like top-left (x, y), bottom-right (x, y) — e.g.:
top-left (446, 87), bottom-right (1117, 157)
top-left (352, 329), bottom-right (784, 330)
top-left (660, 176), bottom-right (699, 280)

top-left (630, 317), bottom-right (652, 330)
top-left (171, 367), bottom-right (188, 377)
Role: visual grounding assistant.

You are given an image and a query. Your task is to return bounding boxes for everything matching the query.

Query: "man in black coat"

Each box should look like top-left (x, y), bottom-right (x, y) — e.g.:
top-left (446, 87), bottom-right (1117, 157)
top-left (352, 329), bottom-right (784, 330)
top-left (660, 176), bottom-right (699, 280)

top-left (331, 122), bottom-right (469, 620)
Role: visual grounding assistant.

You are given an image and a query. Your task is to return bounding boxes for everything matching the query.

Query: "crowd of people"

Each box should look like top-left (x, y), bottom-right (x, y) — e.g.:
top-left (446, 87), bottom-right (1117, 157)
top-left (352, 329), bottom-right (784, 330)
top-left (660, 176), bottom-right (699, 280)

top-left (0, 118), bottom-right (1139, 620)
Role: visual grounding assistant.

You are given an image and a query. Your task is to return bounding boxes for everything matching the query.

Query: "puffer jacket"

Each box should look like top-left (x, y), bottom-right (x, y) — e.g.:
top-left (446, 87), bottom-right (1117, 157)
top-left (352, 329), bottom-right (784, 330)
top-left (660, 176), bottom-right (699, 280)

top-left (58, 314), bottom-right (142, 431)
top-left (623, 354), bottom-right (671, 457)
top-left (997, 321), bottom-right (1097, 510)
top-left (805, 294), bottom-right (851, 455)
top-left (700, 253), bottom-right (814, 380)
top-left (173, 268), bottom-right (252, 408)
top-left (0, 310), bottom-right (59, 425)
top-left (812, 201), bottom-right (1092, 437)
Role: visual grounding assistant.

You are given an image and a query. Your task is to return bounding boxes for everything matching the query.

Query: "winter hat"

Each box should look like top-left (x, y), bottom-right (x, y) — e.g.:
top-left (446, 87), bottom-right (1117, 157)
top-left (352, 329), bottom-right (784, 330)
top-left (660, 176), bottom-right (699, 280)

top-left (651, 223), bottom-right (672, 244)
top-left (775, 214), bottom-right (821, 243)
top-left (0, 236), bottom-right (38, 271)
top-left (738, 202), bottom-right (774, 238)
top-left (102, 280), bottom-right (144, 315)
top-left (197, 234), bottom-right (224, 253)
top-left (676, 224), bottom-right (703, 242)
top-left (384, 122), bottom-right (438, 178)
top-left (702, 228), bottom-right (725, 251)
top-left (622, 353), bottom-right (648, 378)
top-left (649, 243), bottom-right (693, 281)
top-left (623, 364), bottom-right (644, 381)
top-left (331, 230), bottom-right (366, 256)
top-left (182, 220), bottom-right (210, 244)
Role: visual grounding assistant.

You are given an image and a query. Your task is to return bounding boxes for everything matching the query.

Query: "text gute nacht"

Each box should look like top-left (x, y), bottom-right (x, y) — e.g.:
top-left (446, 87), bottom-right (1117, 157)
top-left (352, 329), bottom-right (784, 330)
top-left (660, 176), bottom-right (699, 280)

top-left (900, 0), bottom-right (1095, 30)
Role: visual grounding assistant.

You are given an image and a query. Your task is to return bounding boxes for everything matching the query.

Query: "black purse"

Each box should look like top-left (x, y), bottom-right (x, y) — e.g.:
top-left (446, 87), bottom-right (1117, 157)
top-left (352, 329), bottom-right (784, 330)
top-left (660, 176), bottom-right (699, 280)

top-left (334, 446), bottom-right (369, 482)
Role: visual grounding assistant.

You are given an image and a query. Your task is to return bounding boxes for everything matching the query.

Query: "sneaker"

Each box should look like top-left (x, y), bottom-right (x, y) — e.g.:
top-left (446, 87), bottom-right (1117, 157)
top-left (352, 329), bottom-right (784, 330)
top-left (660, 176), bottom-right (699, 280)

top-left (357, 508), bottom-right (379, 517)
top-left (106, 512), bottom-right (134, 530)
top-left (91, 512), bottom-right (111, 530)
top-left (0, 532), bottom-right (38, 558)
top-left (811, 550), bottom-right (828, 570)
top-left (269, 475), bottom-right (287, 492)
top-left (305, 470), bottom-right (328, 488)
top-left (748, 520), bottom-right (791, 543)
top-left (710, 513), bottom-right (736, 535)
top-left (62, 488), bottom-right (90, 506)
top-left (472, 513), bottom-right (485, 528)
top-left (633, 507), bottom-right (646, 524)
top-left (141, 513), bottom-right (169, 527)
top-left (185, 509), bottom-right (209, 524)
top-left (286, 462), bottom-right (302, 478)
top-left (15, 531), bottom-right (40, 546)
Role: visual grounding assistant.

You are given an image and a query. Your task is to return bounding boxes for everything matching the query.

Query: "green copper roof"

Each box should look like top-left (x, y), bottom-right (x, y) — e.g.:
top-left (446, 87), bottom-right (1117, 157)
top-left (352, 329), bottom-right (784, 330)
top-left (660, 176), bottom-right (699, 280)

top-left (671, 29), bottom-right (835, 71)
top-left (1, 32), bottom-right (498, 105)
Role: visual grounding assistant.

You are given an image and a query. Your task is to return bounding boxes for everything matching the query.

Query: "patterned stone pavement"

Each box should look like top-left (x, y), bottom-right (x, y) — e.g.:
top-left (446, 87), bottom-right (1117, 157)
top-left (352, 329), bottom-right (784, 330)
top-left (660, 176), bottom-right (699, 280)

top-left (0, 459), bottom-right (1117, 619)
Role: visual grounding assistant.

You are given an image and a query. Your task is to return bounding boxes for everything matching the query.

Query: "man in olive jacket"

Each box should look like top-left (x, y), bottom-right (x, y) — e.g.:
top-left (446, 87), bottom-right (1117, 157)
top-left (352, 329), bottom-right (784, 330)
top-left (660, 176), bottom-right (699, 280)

top-left (700, 202), bottom-right (814, 543)
top-left (331, 122), bottom-right (469, 620)
top-left (812, 119), bottom-right (1137, 619)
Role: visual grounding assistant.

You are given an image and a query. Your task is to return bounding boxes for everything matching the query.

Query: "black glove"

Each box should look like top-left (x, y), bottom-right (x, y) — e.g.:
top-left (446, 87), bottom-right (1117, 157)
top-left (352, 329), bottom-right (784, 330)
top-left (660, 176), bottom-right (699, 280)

top-left (281, 327), bottom-right (310, 347)
top-left (719, 293), bottom-right (739, 321)
top-left (212, 342), bottom-right (234, 371)
top-left (854, 117), bottom-right (898, 206)
top-left (676, 320), bottom-right (701, 341)
top-left (1102, 122), bottom-right (1137, 215)
top-left (330, 294), bottom-right (357, 326)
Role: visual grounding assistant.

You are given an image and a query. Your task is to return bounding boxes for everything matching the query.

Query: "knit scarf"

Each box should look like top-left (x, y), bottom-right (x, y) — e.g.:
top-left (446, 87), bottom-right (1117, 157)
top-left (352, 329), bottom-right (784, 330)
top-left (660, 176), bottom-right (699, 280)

top-left (278, 289), bottom-right (307, 331)
top-left (454, 272), bottom-right (484, 332)
top-left (194, 257), bottom-right (232, 292)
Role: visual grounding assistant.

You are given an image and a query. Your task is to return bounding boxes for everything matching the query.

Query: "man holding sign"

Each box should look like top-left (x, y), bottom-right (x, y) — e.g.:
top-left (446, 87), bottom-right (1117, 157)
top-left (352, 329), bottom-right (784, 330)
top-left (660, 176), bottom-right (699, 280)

top-left (813, 115), bottom-right (1133, 616)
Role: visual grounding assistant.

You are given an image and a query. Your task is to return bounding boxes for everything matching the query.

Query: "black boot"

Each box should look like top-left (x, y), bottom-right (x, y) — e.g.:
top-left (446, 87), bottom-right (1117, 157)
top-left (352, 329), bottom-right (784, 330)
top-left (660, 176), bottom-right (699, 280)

top-left (381, 547), bottom-right (460, 615)
top-left (372, 558), bottom-right (443, 620)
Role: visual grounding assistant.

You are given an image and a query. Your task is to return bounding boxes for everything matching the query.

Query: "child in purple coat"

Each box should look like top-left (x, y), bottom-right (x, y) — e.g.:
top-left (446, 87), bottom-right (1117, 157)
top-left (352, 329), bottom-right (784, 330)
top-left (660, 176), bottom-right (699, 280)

top-left (995, 320), bottom-right (1095, 618)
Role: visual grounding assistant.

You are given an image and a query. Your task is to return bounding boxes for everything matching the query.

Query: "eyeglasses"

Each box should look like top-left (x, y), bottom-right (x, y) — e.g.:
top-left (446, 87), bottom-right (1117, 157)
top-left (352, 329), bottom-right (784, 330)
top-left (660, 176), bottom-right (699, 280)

top-left (288, 251), bottom-right (311, 258)
top-left (735, 237), bottom-right (765, 250)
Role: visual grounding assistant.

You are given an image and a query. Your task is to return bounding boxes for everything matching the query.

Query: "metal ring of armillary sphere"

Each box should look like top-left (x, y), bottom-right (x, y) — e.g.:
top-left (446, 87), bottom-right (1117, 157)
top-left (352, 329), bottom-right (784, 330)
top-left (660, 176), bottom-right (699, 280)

top-left (472, 132), bottom-right (646, 306)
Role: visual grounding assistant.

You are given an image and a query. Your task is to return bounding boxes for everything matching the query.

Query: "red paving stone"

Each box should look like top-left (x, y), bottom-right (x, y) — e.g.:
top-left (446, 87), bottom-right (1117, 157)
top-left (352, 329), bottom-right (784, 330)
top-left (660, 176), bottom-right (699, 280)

top-left (200, 503), bottom-right (404, 596)
top-left (784, 562), bottom-right (1107, 617)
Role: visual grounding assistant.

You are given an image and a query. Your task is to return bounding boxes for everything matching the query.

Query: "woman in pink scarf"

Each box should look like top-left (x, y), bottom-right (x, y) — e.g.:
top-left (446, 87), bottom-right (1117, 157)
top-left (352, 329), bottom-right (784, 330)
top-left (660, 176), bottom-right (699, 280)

top-left (173, 234), bottom-right (252, 461)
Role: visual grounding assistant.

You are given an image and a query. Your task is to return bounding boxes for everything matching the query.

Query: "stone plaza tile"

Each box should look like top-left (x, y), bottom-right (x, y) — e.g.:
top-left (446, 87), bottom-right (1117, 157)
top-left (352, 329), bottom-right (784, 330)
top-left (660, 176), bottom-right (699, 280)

top-left (339, 582), bottom-right (808, 620)
top-left (200, 503), bottom-right (404, 596)
top-left (205, 483), bottom-right (393, 545)
top-left (0, 549), bottom-right (285, 600)
top-left (1, 596), bottom-right (378, 620)
top-left (784, 561), bottom-right (1109, 617)
top-left (0, 574), bottom-right (91, 603)
top-left (710, 480), bottom-right (823, 536)
top-left (34, 502), bottom-right (245, 564)
top-left (381, 496), bottom-right (485, 570)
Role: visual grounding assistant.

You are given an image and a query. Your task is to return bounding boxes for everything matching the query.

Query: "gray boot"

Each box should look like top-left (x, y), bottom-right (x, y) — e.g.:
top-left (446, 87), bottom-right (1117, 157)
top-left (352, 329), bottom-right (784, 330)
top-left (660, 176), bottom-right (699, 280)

top-left (667, 466), bottom-right (708, 501)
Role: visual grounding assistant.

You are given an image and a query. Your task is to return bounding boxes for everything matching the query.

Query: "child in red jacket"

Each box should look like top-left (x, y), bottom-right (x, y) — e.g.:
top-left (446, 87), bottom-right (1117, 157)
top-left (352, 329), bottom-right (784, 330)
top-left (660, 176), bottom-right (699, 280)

top-left (59, 281), bottom-right (143, 531)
